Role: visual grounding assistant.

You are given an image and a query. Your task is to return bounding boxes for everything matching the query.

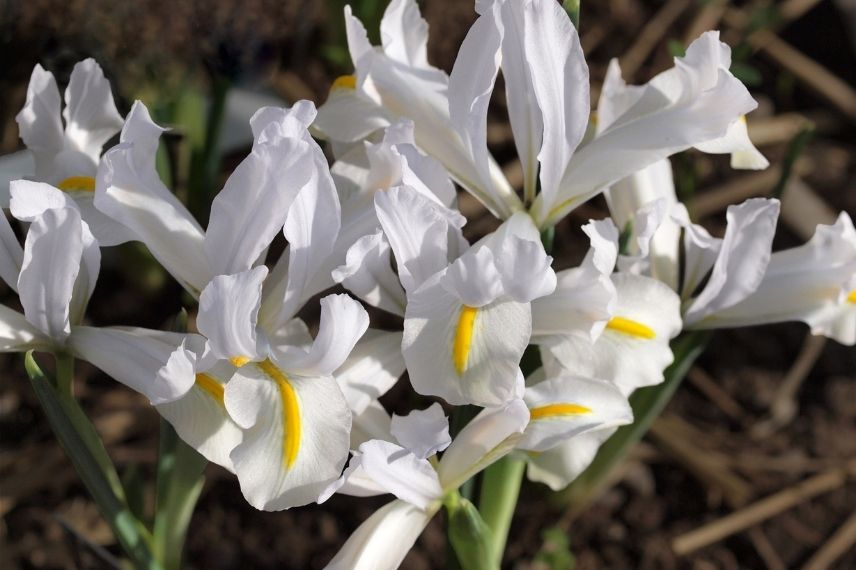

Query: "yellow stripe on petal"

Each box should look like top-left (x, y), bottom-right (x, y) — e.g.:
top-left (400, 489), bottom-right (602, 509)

top-left (230, 356), bottom-right (251, 368)
top-left (606, 316), bottom-right (656, 339)
top-left (530, 403), bottom-right (592, 421)
top-left (259, 360), bottom-right (301, 470)
top-left (847, 289), bottom-right (856, 304)
top-left (195, 373), bottom-right (224, 406)
top-left (57, 176), bottom-right (96, 192)
top-left (452, 305), bottom-right (478, 375)
top-left (332, 74), bottom-right (357, 91)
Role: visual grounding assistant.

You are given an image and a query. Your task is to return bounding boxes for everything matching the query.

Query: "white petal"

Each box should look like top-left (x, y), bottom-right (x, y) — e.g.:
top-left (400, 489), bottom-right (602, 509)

top-left (10, 179), bottom-right (77, 221)
top-left (333, 230), bottom-right (407, 316)
top-left (196, 267), bottom-right (269, 362)
top-left (259, 156), bottom-right (341, 330)
top-left (437, 397), bottom-right (530, 491)
top-left (351, 399), bottom-right (394, 448)
top-left (62, 59), bottom-right (124, 162)
top-left (319, 453), bottom-right (388, 502)
top-left (403, 274), bottom-right (530, 406)
top-left (18, 207), bottom-right (85, 341)
top-left (16, 64), bottom-right (64, 176)
top-left (674, 203), bottom-right (723, 299)
top-left (448, 2), bottom-right (504, 210)
top-left (204, 127), bottom-right (314, 277)
top-left (335, 329), bottom-right (405, 416)
top-left (380, 0), bottom-right (430, 68)
top-left (499, 0), bottom-right (543, 200)
top-left (695, 116), bottom-right (769, 170)
top-left (0, 304), bottom-right (50, 352)
top-left (547, 273), bottom-right (682, 395)
top-left (374, 186), bottom-right (465, 293)
top-left (277, 294), bottom-right (369, 377)
top-left (390, 403), bottom-right (451, 459)
top-left (345, 5), bottom-right (374, 69)
top-left (358, 439), bottom-right (443, 509)
top-left (315, 88), bottom-right (392, 144)
top-left (521, 0), bottom-right (590, 205)
top-left (225, 361), bottom-right (352, 510)
top-left (324, 499), bottom-right (434, 570)
top-left (531, 264), bottom-right (615, 341)
top-left (155, 363), bottom-right (242, 472)
top-left (495, 234), bottom-right (557, 303)
top-left (525, 428), bottom-right (614, 491)
top-left (535, 32), bottom-right (757, 226)
top-left (440, 246), bottom-right (503, 307)
top-left (0, 212), bottom-right (23, 291)
top-left (519, 375), bottom-right (632, 452)
top-left (95, 101), bottom-right (209, 295)
top-left (695, 213), bottom-right (856, 344)
top-left (69, 327), bottom-right (203, 405)
top-left (531, 221), bottom-right (617, 340)
top-left (684, 198), bottom-right (780, 325)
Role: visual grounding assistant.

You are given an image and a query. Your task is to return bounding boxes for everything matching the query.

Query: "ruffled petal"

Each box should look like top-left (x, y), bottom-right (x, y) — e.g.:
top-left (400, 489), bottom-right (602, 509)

top-left (276, 294), bottom-right (369, 378)
top-left (356, 439), bottom-right (443, 509)
top-left (390, 403), bottom-right (451, 459)
top-left (95, 101), bottom-right (209, 295)
top-left (333, 230), bottom-right (407, 316)
top-left (62, 59), bottom-right (124, 162)
top-left (196, 267), bottom-right (268, 363)
top-left (684, 198), bottom-right (780, 325)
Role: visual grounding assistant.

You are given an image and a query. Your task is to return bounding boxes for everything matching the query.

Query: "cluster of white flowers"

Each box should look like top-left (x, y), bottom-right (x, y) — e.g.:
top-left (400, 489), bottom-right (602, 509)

top-left (2, 0), bottom-right (853, 568)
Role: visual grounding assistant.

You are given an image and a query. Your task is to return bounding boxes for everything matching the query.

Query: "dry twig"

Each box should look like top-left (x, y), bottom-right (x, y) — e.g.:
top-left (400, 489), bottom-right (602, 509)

top-left (751, 334), bottom-right (828, 439)
top-left (672, 459), bottom-right (856, 555)
top-left (801, 510), bottom-right (856, 570)
top-left (619, 0), bottom-right (692, 78)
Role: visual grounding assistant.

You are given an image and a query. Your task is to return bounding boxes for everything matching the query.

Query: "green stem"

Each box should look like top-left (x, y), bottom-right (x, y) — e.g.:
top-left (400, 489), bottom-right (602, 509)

top-left (477, 456), bottom-right (526, 563)
top-left (152, 419), bottom-right (207, 570)
top-left (55, 351), bottom-right (75, 397)
top-left (25, 353), bottom-right (161, 570)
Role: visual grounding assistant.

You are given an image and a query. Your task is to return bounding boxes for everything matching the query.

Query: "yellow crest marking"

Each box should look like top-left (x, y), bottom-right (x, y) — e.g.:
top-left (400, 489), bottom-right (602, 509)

top-left (57, 176), bottom-right (96, 192)
top-left (606, 316), bottom-right (656, 339)
top-left (847, 289), bottom-right (856, 304)
top-left (331, 74), bottom-right (357, 91)
top-left (530, 403), bottom-right (593, 421)
top-left (230, 356), bottom-right (251, 368)
top-left (195, 373), bottom-right (225, 406)
top-left (452, 305), bottom-right (478, 375)
top-left (259, 360), bottom-right (301, 470)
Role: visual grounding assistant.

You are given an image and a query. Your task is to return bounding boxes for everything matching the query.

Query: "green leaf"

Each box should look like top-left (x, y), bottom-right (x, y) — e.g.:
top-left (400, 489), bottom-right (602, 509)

top-left (447, 495), bottom-right (499, 570)
top-left (25, 352), bottom-right (161, 570)
top-left (556, 330), bottom-right (712, 507)
top-left (152, 419), bottom-right (207, 570)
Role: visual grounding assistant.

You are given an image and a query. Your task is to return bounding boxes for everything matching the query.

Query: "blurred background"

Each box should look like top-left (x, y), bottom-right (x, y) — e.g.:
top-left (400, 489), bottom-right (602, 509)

top-left (1, 0), bottom-right (855, 568)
